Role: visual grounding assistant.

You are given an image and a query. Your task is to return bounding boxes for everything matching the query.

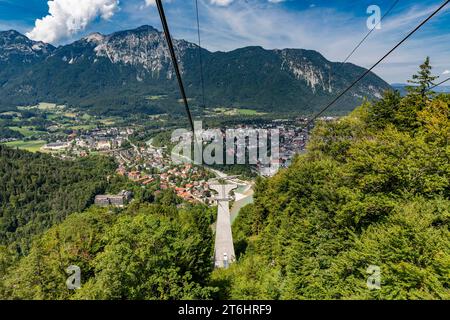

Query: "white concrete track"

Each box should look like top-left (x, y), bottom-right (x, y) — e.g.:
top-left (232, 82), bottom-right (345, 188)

top-left (210, 184), bottom-right (237, 268)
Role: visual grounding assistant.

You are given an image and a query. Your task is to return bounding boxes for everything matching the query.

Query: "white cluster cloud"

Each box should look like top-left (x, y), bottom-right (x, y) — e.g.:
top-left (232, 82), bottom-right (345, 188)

top-left (211, 0), bottom-right (284, 5)
top-left (143, 0), bottom-right (173, 7)
top-left (26, 0), bottom-right (120, 44)
top-left (210, 0), bottom-right (234, 6)
top-left (443, 70), bottom-right (450, 75)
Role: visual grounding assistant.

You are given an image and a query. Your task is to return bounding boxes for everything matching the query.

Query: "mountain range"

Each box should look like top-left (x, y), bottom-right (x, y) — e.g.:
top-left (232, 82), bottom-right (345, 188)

top-left (391, 83), bottom-right (450, 96)
top-left (0, 25), bottom-right (391, 116)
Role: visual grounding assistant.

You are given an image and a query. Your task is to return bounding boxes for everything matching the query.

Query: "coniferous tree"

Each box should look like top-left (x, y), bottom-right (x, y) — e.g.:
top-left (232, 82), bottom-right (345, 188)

top-left (406, 56), bottom-right (439, 100)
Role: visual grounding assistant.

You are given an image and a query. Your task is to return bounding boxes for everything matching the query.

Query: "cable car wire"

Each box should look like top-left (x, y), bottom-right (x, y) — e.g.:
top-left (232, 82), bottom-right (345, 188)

top-left (428, 77), bottom-right (450, 91)
top-left (195, 0), bottom-right (206, 108)
top-left (302, 0), bottom-right (450, 130)
top-left (155, 0), bottom-right (196, 133)
top-left (299, 0), bottom-right (400, 122)
top-left (342, 0), bottom-right (400, 65)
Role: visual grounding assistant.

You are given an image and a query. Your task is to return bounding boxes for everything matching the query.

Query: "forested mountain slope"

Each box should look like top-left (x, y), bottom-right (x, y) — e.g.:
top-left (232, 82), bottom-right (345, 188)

top-left (216, 84), bottom-right (450, 299)
top-left (0, 199), bottom-right (216, 299)
top-left (0, 146), bottom-right (117, 253)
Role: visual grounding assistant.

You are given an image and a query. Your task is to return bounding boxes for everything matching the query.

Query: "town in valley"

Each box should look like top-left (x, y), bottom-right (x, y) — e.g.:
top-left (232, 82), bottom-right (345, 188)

top-left (0, 102), bottom-right (335, 207)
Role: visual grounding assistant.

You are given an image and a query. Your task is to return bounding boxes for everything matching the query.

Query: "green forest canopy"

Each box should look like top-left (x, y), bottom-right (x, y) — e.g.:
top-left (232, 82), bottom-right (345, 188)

top-left (215, 60), bottom-right (450, 299)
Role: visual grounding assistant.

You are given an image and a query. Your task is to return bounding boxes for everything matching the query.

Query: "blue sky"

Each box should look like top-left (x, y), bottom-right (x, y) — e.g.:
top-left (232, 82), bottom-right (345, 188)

top-left (0, 0), bottom-right (449, 83)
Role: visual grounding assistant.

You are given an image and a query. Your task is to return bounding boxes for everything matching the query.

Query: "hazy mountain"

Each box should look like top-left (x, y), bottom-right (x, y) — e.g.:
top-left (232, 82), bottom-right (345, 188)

top-left (0, 26), bottom-right (391, 116)
top-left (391, 83), bottom-right (450, 96)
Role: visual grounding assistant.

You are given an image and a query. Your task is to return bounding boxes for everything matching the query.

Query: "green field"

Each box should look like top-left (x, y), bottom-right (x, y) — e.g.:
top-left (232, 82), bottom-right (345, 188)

top-left (9, 126), bottom-right (45, 137)
top-left (69, 124), bottom-right (97, 130)
top-left (98, 118), bottom-right (118, 125)
top-left (0, 111), bottom-right (21, 117)
top-left (236, 108), bottom-right (264, 115)
top-left (211, 107), bottom-right (265, 116)
top-left (3, 140), bottom-right (47, 152)
top-left (146, 95), bottom-right (168, 101)
top-left (81, 113), bottom-right (93, 121)
top-left (11, 102), bottom-right (102, 132)
top-left (17, 102), bottom-right (57, 111)
top-left (63, 112), bottom-right (77, 118)
top-left (37, 103), bottom-right (59, 110)
top-left (46, 114), bottom-right (60, 120)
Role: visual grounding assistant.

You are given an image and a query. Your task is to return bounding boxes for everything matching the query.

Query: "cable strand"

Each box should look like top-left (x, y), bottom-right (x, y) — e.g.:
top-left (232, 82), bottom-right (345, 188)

top-left (155, 0), bottom-right (196, 133)
top-left (299, 0), bottom-right (400, 119)
top-left (195, 0), bottom-right (206, 108)
top-left (303, 0), bottom-right (450, 130)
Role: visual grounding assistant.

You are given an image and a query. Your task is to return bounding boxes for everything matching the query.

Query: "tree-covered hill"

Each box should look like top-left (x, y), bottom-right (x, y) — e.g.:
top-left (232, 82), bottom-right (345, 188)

top-left (0, 145), bottom-right (117, 253)
top-left (0, 198), bottom-right (216, 300)
top-left (213, 60), bottom-right (450, 300)
top-left (0, 144), bottom-right (217, 300)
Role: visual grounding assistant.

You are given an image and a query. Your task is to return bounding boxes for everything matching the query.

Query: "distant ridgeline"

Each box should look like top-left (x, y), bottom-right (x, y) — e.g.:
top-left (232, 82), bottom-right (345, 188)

top-left (392, 83), bottom-right (450, 96)
top-left (0, 26), bottom-right (390, 116)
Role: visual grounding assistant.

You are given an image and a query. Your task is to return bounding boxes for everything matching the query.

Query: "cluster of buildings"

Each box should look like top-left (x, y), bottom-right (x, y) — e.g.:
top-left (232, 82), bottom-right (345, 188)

top-left (0, 137), bottom-right (19, 143)
top-left (95, 190), bottom-right (133, 207)
top-left (227, 117), bottom-right (336, 175)
top-left (113, 140), bottom-right (214, 204)
top-left (195, 119), bottom-right (313, 177)
top-left (49, 116), bottom-right (330, 207)
top-left (43, 127), bottom-right (134, 154)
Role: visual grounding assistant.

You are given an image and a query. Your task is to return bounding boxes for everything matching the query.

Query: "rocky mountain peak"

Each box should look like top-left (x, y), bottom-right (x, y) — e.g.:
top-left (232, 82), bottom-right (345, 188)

top-left (83, 32), bottom-right (105, 44)
top-left (134, 25), bottom-right (159, 33)
top-left (89, 25), bottom-right (196, 77)
top-left (277, 49), bottom-right (333, 93)
top-left (0, 26), bottom-right (390, 115)
top-left (0, 30), bottom-right (54, 62)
